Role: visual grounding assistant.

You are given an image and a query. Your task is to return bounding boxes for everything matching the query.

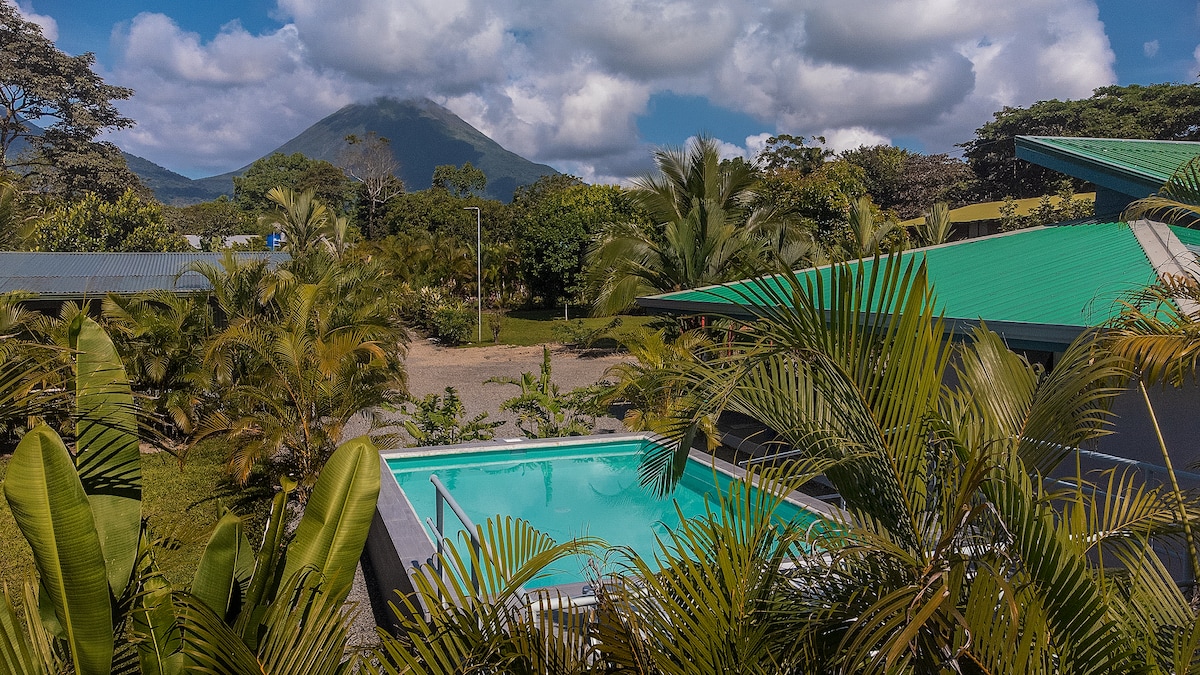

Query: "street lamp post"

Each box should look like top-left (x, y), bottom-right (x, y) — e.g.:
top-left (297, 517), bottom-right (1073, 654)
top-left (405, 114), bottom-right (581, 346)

top-left (464, 206), bottom-right (482, 343)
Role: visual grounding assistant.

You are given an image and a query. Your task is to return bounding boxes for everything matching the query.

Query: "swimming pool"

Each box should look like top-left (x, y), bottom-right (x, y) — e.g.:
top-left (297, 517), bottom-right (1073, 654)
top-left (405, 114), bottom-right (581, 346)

top-left (377, 434), bottom-right (829, 590)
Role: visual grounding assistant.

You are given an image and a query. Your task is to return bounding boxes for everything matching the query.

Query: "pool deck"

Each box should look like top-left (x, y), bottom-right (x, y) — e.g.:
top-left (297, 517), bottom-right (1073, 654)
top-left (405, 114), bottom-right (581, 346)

top-left (361, 432), bottom-right (837, 631)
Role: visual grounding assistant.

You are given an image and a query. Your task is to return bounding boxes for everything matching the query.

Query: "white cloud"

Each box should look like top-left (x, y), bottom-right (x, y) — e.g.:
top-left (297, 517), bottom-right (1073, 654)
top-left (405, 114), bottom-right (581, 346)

top-left (15, 1), bottom-right (57, 40)
top-left (820, 127), bottom-right (892, 154)
top-left (87, 0), bottom-right (1117, 181)
top-left (105, 13), bottom-right (374, 175)
top-left (1144, 40), bottom-right (1160, 58)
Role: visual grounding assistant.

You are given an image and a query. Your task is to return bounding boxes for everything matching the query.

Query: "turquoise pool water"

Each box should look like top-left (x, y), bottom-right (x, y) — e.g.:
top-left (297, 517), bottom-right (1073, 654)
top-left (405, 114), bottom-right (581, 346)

top-left (387, 438), bottom-right (821, 589)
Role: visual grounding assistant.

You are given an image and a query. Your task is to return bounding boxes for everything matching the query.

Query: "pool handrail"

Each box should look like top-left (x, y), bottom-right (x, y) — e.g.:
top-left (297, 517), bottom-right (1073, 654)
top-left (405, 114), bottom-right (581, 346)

top-left (426, 473), bottom-right (483, 596)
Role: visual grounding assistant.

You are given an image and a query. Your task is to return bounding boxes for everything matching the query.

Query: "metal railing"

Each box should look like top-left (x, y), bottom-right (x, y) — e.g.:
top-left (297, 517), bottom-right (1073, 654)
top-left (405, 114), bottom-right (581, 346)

top-left (425, 474), bottom-right (483, 596)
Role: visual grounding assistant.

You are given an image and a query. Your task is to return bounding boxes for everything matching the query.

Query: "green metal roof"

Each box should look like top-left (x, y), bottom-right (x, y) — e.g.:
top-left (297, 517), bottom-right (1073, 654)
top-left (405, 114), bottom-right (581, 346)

top-left (1170, 225), bottom-right (1200, 249)
top-left (638, 222), bottom-right (1158, 351)
top-left (1015, 137), bottom-right (1200, 208)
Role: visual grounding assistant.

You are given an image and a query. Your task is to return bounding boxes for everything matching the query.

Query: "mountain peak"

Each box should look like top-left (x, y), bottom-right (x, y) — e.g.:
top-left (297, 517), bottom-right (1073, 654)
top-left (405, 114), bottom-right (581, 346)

top-left (127, 97), bottom-right (558, 204)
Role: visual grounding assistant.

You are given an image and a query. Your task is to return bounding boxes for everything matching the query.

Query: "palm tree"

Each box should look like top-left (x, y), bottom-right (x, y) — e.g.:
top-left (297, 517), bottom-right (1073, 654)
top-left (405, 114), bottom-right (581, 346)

top-left (846, 194), bottom-right (899, 257)
top-left (262, 186), bottom-right (332, 255)
top-left (193, 254), bottom-right (408, 492)
top-left (102, 289), bottom-right (214, 437)
top-left (916, 201), bottom-right (952, 246)
top-left (1123, 156), bottom-right (1200, 226)
top-left (587, 136), bottom-right (792, 315)
top-left (629, 256), bottom-right (1196, 672)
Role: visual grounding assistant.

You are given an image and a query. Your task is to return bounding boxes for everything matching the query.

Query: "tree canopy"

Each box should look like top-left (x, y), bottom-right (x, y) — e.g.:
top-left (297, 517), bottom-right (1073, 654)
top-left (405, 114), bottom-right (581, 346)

top-left (233, 152), bottom-right (352, 215)
top-left (963, 83), bottom-right (1200, 199)
top-left (0, 1), bottom-right (141, 199)
top-left (30, 188), bottom-right (188, 252)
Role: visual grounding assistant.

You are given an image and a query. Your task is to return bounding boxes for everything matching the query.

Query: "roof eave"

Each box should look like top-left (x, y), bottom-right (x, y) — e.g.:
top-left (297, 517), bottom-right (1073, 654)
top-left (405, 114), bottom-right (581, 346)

top-left (1015, 136), bottom-right (1163, 199)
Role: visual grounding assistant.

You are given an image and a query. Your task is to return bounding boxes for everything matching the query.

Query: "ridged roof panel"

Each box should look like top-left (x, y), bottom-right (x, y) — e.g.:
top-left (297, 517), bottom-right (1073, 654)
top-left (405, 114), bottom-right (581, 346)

top-left (0, 252), bottom-right (290, 296)
top-left (1019, 137), bottom-right (1200, 184)
top-left (643, 222), bottom-right (1155, 330)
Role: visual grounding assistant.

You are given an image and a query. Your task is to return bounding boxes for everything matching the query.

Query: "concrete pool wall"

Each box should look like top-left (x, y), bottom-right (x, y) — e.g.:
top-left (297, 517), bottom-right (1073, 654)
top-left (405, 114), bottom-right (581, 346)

top-left (361, 432), bottom-right (837, 632)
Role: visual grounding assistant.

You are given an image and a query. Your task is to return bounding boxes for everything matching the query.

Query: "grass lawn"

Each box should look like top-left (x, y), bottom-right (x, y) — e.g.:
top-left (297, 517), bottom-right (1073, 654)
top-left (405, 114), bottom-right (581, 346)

top-left (461, 309), bottom-right (658, 347)
top-left (0, 439), bottom-right (269, 591)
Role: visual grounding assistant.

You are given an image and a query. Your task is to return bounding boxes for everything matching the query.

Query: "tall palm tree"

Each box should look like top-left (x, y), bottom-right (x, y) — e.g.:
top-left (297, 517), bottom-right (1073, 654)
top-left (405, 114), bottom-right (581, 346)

top-left (587, 136), bottom-right (792, 315)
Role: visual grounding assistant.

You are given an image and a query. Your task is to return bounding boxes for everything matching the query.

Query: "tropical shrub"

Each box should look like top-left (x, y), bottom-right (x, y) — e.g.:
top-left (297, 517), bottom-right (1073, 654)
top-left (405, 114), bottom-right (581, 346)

top-left (0, 316), bottom-right (382, 674)
top-left (486, 346), bottom-right (594, 437)
top-left (430, 301), bottom-right (476, 345)
top-left (401, 387), bottom-right (502, 446)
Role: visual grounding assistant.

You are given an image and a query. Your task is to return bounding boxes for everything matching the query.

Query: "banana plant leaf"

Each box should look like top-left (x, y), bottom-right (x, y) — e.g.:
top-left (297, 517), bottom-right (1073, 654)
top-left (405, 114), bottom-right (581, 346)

top-left (3, 425), bottom-right (114, 675)
top-left (279, 436), bottom-right (380, 604)
top-left (191, 510), bottom-right (254, 620)
top-left (70, 315), bottom-right (142, 597)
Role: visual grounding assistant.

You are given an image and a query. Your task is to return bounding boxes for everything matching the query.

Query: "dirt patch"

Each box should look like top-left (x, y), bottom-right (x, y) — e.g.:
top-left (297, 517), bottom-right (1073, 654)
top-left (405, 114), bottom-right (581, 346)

top-left (394, 339), bottom-right (631, 440)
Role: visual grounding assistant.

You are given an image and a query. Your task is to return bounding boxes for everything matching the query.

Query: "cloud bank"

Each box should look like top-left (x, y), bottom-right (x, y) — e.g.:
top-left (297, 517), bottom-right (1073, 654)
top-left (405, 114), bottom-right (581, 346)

top-left (86, 0), bottom-right (1118, 180)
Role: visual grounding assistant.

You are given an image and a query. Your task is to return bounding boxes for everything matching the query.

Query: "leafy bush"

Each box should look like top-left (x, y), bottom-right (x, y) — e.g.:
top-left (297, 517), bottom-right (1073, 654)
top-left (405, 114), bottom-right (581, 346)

top-left (402, 387), bottom-right (502, 446)
top-left (431, 302), bottom-right (476, 345)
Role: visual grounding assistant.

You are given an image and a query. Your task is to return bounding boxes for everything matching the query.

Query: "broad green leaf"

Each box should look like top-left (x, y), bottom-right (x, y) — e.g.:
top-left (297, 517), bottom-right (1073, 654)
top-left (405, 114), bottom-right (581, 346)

top-left (238, 481), bottom-right (293, 648)
top-left (0, 583), bottom-right (47, 675)
top-left (131, 535), bottom-right (182, 675)
top-left (280, 436), bottom-right (380, 604)
top-left (3, 425), bottom-right (114, 675)
top-left (71, 315), bottom-right (142, 596)
top-left (191, 510), bottom-right (253, 619)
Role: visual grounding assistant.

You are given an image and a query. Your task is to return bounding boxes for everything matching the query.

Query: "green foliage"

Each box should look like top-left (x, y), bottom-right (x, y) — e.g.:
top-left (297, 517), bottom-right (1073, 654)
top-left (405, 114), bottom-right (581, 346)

top-left (31, 189), bottom-right (188, 252)
top-left (192, 254), bottom-right (408, 491)
top-left (402, 387), bottom-right (503, 446)
top-left (103, 290), bottom-right (214, 437)
top-left (375, 516), bottom-right (600, 674)
top-left (754, 133), bottom-right (831, 174)
top-left (515, 181), bottom-right (641, 307)
top-left (842, 145), bottom-right (973, 219)
top-left (430, 301), bottom-right (476, 345)
top-left (0, 317), bottom-right (141, 675)
top-left (162, 196), bottom-right (258, 249)
top-left (0, 3), bottom-right (140, 200)
top-left (261, 186), bottom-right (336, 255)
top-left (431, 161), bottom-right (487, 198)
top-left (233, 152), bottom-right (352, 215)
top-left (915, 201), bottom-right (952, 246)
top-left (486, 346), bottom-right (594, 437)
top-left (754, 158), bottom-right (868, 235)
top-left (1000, 183), bottom-right (1095, 231)
top-left (588, 136), bottom-right (797, 315)
top-left (963, 83), bottom-right (1200, 199)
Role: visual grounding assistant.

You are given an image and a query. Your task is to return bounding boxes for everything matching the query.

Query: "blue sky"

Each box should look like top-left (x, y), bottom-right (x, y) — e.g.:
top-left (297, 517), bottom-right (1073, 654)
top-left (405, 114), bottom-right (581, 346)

top-left (13, 0), bottom-right (1200, 181)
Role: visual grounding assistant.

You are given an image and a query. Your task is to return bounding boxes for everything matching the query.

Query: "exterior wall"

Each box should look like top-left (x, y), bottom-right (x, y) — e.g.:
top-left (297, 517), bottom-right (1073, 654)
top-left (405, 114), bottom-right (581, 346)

top-left (1092, 380), bottom-right (1200, 491)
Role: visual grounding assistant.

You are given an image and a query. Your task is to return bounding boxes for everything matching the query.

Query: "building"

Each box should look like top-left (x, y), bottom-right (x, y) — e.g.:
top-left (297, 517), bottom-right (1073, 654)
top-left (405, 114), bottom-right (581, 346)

top-left (0, 251), bottom-right (290, 313)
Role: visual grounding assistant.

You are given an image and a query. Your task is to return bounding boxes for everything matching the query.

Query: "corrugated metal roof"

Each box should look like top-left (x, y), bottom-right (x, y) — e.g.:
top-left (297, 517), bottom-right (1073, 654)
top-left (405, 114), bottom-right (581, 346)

top-left (638, 223), bottom-right (1157, 350)
top-left (1019, 137), bottom-right (1200, 184)
top-left (0, 252), bottom-right (291, 297)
